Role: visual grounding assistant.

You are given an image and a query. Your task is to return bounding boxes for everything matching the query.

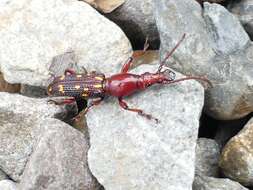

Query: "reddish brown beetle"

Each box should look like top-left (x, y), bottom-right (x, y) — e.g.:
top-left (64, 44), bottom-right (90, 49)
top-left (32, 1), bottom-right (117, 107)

top-left (47, 34), bottom-right (211, 122)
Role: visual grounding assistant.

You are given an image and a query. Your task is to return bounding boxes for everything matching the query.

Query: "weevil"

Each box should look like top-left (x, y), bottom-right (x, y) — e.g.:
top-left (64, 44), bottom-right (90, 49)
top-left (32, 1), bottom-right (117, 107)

top-left (47, 34), bottom-right (211, 123)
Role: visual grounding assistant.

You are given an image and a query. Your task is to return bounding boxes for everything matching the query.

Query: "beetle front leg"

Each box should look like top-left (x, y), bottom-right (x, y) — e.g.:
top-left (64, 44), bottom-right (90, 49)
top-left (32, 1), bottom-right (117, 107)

top-left (118, 97), bottom-right (159, 123)
top-left (121, 37), bottom-right (149, 73)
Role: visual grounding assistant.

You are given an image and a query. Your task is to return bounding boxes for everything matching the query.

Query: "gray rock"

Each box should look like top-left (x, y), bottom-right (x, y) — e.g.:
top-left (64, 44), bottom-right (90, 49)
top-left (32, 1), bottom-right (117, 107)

top-left (0, 169), bottom-right (8, 181)
top-left (106, 0), bottom-right (159, 49)
top-left (19, 119), bottom-right (101, 190)
top-left (0, 0), bottom-right (131, 86)
top-left (228, 0), bottom-right (253, 39)
top-left (0, 180), bottom-right (18, 190)
top-left (193, 175), bottom-right (249, 190)
top-left (87, 64), bottom-right (204, 190)
top-left (20, 85), bottom-right (47, 98)
top-left (195, 138), bottom-right (220, 177)
top-left (203, 3), bottom-right (249, 55)
top-left (219, 117), bottom-right (253, 186)
top-left (21, 51), bottom-right (78, 98)
top-left (154, 0), bottom-right (215, 67)
top-left (153, 0), bottom-right (253, 120)
top-left (0, 92), bottom-right (74, 181)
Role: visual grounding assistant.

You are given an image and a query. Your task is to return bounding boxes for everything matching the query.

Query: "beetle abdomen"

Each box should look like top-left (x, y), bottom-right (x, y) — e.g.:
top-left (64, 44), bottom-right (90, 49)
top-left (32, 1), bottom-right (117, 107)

top-left (47, 73), bottom-right (105, 99)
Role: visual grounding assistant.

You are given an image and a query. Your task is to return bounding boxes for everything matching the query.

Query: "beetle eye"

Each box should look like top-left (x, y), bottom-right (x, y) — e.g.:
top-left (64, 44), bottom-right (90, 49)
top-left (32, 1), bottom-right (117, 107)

top-left (163, 69), bottom-right (176, 81)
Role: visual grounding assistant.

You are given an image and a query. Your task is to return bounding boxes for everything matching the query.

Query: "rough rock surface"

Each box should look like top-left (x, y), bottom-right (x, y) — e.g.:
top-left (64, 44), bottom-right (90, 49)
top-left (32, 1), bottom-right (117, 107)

top-left (204, 3), bottom-right (249, 55)
top-left (0, 180), bottom-right (18, 190)
top-left (106, 0), bottom-right (159, 49)
top-left (87, 64), bottom-right (204, 190)
top-left (195, 138), bottom-right (220, 177)
top-left (0, 0), bottom-right (131, 86)
top-left (0, 92), bottom-right (73, 181)
top-left (153, 0), bottom-right (253, 120)
top-left (219, 117), bottom-right (253, 186)
top-left (193, 175), bottom-right (249, 190)
top-left (20, 51), bottom-right (78, 98)
top-left (0, 170), bottom-right (8, 181)
top-left (19, 119), bottom-right (101, 190)
top-left (20, 85), bottom-right (47, 98)
top-left (229, 0), bottom-right (253, 39)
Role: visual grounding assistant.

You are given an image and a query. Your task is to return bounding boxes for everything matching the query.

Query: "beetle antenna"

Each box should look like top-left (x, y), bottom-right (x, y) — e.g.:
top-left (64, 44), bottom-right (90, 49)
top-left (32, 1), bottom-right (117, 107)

top-left (157, 33), bottom-right (186, 73)
top-left (163, 76), bottom-right (212, 88)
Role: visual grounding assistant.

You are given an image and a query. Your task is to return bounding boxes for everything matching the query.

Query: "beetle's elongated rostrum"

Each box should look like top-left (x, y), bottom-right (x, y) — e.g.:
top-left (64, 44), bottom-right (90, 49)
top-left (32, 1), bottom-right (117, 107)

top-left (47, 34), bottom-right (211, 123)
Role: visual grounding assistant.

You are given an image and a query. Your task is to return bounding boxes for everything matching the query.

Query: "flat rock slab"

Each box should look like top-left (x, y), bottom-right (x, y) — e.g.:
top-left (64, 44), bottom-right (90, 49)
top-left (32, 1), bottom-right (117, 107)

top-left (0, 0), bottom-right (131, 86)
top-left (87, 64), bottom-right (204, 190)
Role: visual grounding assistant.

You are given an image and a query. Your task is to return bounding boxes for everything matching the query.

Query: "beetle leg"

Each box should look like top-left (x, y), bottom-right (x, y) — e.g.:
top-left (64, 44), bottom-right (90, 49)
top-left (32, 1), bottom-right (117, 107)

top-left (73, 97), bottom-right (103, 121)
top-left (81, 66), bottom-right (88, 74)
top-left (121, 57), bottom-right (133, 73)
top-left (121, 37), bottom-right (149, 73)
top-left (64, 68), bottom-right (76, 75)
top-left (118, 97), bottom-right (159, 123)
top-left (121, 57), bottom-right (134, 73)
top-left (48, 97), bottom-right (76, 105)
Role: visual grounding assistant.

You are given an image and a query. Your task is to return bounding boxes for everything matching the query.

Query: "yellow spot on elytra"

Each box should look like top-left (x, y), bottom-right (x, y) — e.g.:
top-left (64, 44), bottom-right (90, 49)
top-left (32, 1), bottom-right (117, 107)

top-left (83, 88), bottom-right (89, 92)
top-left (95, 76), bottom-right (103, 81)
top-left (82, 93), bottom-right (88, 97)
top-left (76, 75), bottom-right (82, 78)
top-left (58, 85), bottom-right (64, 93)
top-left (75, 85), bottom-right (80, 90)
top-left (94, 84), bottom-right (102, 88)
top-left (48, 87), bottom-right (52, 92)
top-left (60, 75), bottom-right (65, 80)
